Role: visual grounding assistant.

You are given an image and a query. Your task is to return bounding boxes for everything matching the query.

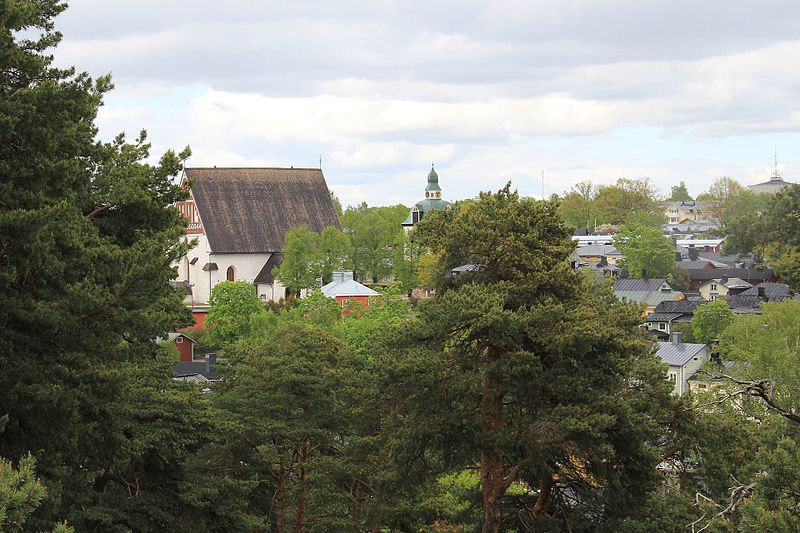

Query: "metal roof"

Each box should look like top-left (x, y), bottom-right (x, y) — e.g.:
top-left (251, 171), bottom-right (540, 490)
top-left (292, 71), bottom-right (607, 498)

top-left (645, 312), bottom-right (683, 322)
top-left (655, 341), bottom-right (708, 367)
top-left (321, 272), bottom-right (380, 298)
top-left (740, 283), bottom-right (793, 301)
top-left (575, 244), bottom-right (622, 257)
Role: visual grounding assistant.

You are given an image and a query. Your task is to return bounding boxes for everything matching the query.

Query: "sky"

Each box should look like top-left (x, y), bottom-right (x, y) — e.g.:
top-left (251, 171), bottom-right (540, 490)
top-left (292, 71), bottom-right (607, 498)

top-left (53, 0), bottom-right (800, 207)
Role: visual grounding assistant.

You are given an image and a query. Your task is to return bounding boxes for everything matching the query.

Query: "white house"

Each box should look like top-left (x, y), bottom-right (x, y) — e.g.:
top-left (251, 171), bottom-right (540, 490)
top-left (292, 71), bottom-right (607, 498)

top-left (174, 167), bottom-right (340, 304)
top-left (655, 332), bottom-right (710, 396)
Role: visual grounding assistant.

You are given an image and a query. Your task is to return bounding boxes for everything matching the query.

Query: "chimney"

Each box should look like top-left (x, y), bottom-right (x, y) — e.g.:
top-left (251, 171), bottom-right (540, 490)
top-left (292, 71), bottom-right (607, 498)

top-left (672, 331), bottom-right (682, 344)
top-left (205, 353), bottom-right (216, 375)
top-left (642, 268), bottom-right (649, 279)
top-left (757, 285), bottom-right (767, 300)
top-left (343, 271), bottom-right (354, 281)
top-left (332, 271), bottom-right (344, 283)
top-left (675, 251), bottom-right (682, 262)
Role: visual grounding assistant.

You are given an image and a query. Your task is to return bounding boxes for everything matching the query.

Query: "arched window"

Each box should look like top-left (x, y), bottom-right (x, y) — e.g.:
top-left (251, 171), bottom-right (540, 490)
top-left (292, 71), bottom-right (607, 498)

top-left (412, 207), bottom-right (420, 224)
top-left (226, 266), bottom-right (235, 282)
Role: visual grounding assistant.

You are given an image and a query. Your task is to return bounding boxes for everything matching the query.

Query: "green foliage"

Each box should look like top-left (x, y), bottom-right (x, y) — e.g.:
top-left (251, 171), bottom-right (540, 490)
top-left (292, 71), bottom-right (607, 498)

top-left (205, 281), bottom-right (264, 349)
top-left (669, 181), bottom-right (693, 202)
top-left (697, 176), bottom-right (746, 226)
top-left (213, 322), bottom-right (369, 531)
top-left (342, 284), bottom-right (411, 359)
top-left (558, 178), bottom-right (663, 228)
top-left (0, 4), bottom-right (229, 529)
top-left (669, 265), bottom-right (691, 292)
top-left (720, 301), bottom-right (800, 409)
top-left (595, 177), bottom-right (663, 226)
top-left (319, 225), bottom-right (352, 283)
top-left (613, 223), bottom-right (675, 278)
top-left (340, 203), bottom-right (408, 282)
top-left (558, 180), bottom-right (599, 230)
top-left (0, 453), bottom-right (61, 532)
top-left (273, 225), bottom-right (351, 292)
top-left (387, 184), bottom-right (680, 530)
top-left (273, 226), bottom-right (323, 293)
top-left (691, 299), bottom-right (734, 344)
top-left (725, 185), bottom-right (800, 289)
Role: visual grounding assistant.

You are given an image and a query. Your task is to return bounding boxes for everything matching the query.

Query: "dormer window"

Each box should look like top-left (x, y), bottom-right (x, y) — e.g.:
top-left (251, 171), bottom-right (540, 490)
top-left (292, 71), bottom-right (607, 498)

top-left (412, 207), bottom-right (420, 224)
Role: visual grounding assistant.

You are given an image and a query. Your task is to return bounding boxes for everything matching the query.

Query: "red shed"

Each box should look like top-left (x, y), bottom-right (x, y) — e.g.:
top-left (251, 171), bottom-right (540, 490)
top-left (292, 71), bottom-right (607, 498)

top-left (168, 332), bottom-right (196, 362)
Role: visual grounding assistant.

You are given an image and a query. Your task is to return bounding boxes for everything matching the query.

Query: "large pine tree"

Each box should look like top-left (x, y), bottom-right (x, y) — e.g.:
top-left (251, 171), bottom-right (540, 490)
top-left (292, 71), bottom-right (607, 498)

top-left (0, 2), bottom-right (213, 530)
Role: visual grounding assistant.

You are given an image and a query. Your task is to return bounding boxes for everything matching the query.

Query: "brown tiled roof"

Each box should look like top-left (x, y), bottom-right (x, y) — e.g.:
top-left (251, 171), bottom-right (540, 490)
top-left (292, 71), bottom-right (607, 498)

top-left (186, 167), bottom-right (340, 253)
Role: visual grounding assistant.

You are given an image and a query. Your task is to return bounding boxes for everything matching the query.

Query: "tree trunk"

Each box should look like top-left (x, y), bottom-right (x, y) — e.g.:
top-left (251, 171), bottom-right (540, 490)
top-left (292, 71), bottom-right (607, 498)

top-left (532, 473), bottom-right (554, 519)
top-left (294, 440), bottom-right (308, 533)
top-left (276, 461), bottom-right (286, 533)
top-left (480, 364), bottom-right (505, 533)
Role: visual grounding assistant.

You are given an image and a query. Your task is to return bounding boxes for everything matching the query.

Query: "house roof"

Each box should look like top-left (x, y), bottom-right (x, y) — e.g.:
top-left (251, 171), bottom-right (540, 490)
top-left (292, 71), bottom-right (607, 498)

top-left (699, 277), bottom-right (752, 290)
top-left (167, 332), bottom-right (194, 343)
top-left (575, 244), bottom-right (622, 257)
top-left (185, 167), bottom-right (340, 253)
top-left (321, 271), bottom-right (381, 298)
top-left (655, 341), bottom-right (708, 367)
top-left (645, 312), bottom-right (683, 322)
top-left (726, 294), bottom-right (762, 313)
top-left (253, 253), bottom-right (284, 284)
top-left (653, 299), bottom-right (705, 314)
top-left (688, 268), bottom-right (774, 282)
top-left (613, 278), bottom-right (676, 306)
top-left (677, 260), bottom-right (724, 270)
top-left (173, 361), bottom-right (219, 381)
top-left (739, 282), bottom-right (793, 301)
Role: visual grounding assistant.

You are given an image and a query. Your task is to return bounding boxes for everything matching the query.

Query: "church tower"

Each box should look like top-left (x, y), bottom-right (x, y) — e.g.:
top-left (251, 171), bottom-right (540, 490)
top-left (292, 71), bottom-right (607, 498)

top-left (402, 164), bottom-right (450, 229)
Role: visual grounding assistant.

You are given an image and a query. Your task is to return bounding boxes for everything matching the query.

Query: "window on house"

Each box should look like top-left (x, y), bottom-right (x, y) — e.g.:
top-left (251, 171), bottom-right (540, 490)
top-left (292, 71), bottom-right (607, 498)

top-left (710, 295), bottom-right (717, 301)
top-left (668, 373), bottom-right (677, 382)
top-left (412, 208), bottom-right (420, 224)
top-left (226, 266), bottom-right (235, 282)
top-left (710, 284), bottom-right (717, 291)
top-left (175, 337), bottom-right (184, 344)
top-left (658, 323), bottom-right (666, 330)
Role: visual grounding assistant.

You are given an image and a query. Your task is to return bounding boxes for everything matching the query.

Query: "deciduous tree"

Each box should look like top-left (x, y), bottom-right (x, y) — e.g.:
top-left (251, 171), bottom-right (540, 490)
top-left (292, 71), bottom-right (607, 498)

top-left (613, 223), bottom-right (675, 278)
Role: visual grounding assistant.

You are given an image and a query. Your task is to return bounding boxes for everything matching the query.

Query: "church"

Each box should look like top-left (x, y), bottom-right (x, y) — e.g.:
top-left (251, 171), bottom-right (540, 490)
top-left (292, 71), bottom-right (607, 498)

top-left (401, 165), bottom-right (450, 229)
top-left (174, 167), bottom-right (340, 304)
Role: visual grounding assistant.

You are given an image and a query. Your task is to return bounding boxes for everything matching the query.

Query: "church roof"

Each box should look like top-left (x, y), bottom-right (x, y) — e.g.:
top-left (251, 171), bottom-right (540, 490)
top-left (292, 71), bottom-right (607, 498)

top-left (185, 167), bottom-right (340, 253)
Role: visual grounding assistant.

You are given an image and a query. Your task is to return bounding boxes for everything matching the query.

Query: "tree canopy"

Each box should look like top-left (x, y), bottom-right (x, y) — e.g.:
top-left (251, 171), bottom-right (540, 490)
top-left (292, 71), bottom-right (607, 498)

top-left (613, 222), bottom-right (675, 278)
top-left (383, 184), bottom-right (680, 532)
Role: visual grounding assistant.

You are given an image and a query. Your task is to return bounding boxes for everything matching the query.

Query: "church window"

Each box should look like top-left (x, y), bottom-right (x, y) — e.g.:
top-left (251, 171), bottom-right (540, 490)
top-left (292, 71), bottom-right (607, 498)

top-left (412, 208), bottom-right (420, 224)
top-left (226, 266), bottom-right (235, 282)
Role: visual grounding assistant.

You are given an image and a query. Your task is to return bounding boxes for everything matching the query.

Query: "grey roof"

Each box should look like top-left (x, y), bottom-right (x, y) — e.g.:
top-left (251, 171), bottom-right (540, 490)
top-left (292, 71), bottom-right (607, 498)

top-left (655, 341), bottom-right (708, 367)
top-left (575, 244), bottom-right (622, 257)
top-left (726, 294), bottom-right (762, 313)
top-left (253, 253), bottom-right (284, 284)
top-left (688, 268), bottom-right (774, 282)
top-left (614, 278), bottom-right (672, 292)
top-left (699, 277), bottom-right (752, 290)
top-left (451, 263), bottom-right (484, 275)
top-left (645, 312), bottom-right (683, 322)
top-left (173, 361), bottom-right (220, 381)
top-left (170, 280), bottom-right (192, 295)
top-left (613, 278), bottom-right (676, 306)
top-left (186, 167), bottom-right (340, 253)
top-left (167, 332), bottom-right (194, 343)
top-left (321, 272), bottom-right (380, 298)
top-left (677, 260), bottom-right (727, 270)
top-left (653, 299), bottom-right (705, 313)
top-left (696, 252), bottom-right (757, 268)
top-left (740, 282), bottom-right (793, 301)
